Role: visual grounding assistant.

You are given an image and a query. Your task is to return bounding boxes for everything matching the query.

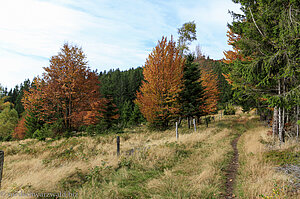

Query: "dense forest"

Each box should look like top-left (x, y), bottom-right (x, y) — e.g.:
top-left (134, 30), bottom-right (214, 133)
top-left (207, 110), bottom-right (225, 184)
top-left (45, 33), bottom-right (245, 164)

top-left (0, 0), bottom-right (299, 145)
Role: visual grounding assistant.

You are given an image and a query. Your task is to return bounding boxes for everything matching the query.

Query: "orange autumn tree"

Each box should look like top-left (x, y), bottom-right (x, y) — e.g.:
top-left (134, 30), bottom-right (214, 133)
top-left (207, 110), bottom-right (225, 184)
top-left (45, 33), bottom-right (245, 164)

top-left (12, 115), bottom-right (27, 139)
top-left (195, 56), bottom-right (220, 115)
top-left (135, 36), bottom-right (184, 128)
top-left (223, 28), bottom-right (246, 64)
top-left (23, 43), bottom-right (104, 132)
top-left (200, 68), bottom-right (220, 114)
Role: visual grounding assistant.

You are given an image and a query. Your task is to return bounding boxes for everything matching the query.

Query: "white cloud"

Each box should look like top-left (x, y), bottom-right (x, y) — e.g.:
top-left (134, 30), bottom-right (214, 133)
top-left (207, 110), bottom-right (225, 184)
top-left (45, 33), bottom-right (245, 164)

top-left (0, 0), bottom-right (243, 89)
top-left (0, 0), bottom-right (96, 88)
top-left (0, 48), bottom-right (46, 88)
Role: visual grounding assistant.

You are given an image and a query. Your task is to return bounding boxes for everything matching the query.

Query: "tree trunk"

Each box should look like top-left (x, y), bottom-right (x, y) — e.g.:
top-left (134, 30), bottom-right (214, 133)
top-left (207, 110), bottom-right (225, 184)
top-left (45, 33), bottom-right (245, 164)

top-left (278, 79), bottom-right (282, 145)
top-left (68, 93), bottom-right (72, 130)
top-left (279, 107), bottom-right (282, 144)
top-left (272, 107), bottom-right (278, 139)
top-left (297, 105), bottom-right (299, 141)
top-left (282, 78), bottom-right (286, 143)
top-left (205, 116), bottom-right (208, 127)
top-left (178, 116), bottom-right (182, 128)
top-left (282, 108), bottom-right (285, 143)
top-left (187, 117), bottom-right (190, 129)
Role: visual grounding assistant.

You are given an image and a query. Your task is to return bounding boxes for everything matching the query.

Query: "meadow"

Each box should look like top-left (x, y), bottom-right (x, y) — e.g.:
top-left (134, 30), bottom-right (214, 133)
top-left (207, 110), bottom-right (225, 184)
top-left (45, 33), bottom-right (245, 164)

top-left (0, 110), bottom-right (298, 199)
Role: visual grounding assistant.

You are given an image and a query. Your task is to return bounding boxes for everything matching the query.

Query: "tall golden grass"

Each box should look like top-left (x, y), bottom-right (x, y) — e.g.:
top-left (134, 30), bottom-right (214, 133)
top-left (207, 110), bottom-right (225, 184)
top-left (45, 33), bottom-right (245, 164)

top-left (0, 109), bottom-right (298, 198)
top-left (236, 119), bottom-right (299, 199)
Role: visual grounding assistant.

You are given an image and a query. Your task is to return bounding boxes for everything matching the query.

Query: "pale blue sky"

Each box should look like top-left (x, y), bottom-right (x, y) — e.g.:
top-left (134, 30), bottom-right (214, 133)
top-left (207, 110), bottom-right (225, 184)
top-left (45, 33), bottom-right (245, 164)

top-left (0, 0), bottom-right (241, 89)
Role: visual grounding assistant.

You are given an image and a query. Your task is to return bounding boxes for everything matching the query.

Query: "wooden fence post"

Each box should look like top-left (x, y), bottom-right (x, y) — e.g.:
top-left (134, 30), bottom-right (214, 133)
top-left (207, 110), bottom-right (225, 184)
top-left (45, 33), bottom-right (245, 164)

top-left (193, 118), bottom-right (196, 132)
top-left (117, 136), bottom-right (120, 156)
top-left (176, 122), bottom-right (179, 140)
top-left (0, 151), bottom-right (4, 188)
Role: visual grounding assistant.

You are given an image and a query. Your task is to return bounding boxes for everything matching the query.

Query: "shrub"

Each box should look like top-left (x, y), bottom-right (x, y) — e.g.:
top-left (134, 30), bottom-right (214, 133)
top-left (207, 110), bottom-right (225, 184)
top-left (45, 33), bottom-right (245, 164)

top-left (224, 104), bottom-right (236, 115)
top-left (33, 123), bottom-right (55, 141)
top-left (50, 118), bottom-right (65, 135)
top-left (33, 129), bottom-right (45, 141)
top-left (0, 107), bottom-right (18, 139)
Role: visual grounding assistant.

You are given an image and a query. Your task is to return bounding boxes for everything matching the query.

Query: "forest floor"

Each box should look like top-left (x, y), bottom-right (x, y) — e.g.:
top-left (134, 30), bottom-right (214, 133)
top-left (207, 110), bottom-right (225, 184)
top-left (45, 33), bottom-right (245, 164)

top-left (0, 109), bottom-right (299, 199)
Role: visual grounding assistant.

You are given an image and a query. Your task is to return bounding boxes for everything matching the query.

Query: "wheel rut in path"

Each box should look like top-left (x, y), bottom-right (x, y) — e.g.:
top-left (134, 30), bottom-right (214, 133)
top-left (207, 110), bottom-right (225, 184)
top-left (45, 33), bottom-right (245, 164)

top-left (222, 133), bottom-right (241, 199)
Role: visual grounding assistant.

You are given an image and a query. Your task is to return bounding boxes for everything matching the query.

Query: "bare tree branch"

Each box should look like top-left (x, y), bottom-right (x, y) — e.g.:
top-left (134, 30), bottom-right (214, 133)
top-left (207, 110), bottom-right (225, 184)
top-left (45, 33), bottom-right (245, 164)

top-left (249, 8), bottom-right (265, 38)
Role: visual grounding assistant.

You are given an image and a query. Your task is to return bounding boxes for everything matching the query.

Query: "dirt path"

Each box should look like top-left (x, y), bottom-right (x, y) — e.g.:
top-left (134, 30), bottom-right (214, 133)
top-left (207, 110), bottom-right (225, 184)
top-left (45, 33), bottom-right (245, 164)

top-left (223, 134), bottom-right (241, 198)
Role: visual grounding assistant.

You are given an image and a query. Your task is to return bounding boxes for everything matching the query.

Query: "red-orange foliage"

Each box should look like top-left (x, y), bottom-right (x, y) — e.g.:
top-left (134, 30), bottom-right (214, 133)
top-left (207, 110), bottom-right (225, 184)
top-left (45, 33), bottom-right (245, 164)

top-left (13, 115), bottom-right (27, 139)
top-left (222, 28), bottom-right (252, 86)
top-left (23, 43), bottom-right (104, 130)
top-left (200, 68), bottom-right (220, 114)
top-left (222, 73), bottom-right (233, 85)
top-left (223, 28), bottom-right (246, 64)
top-left (195, 56), bottom-right (220, 115)
top-left (135, 36), bottom-right (184, 126)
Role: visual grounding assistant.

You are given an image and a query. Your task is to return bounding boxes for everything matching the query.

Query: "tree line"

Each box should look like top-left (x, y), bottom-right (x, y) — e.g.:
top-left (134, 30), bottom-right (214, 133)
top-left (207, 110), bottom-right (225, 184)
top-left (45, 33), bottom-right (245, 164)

top-left (0, 22), bottom-right (233, 140)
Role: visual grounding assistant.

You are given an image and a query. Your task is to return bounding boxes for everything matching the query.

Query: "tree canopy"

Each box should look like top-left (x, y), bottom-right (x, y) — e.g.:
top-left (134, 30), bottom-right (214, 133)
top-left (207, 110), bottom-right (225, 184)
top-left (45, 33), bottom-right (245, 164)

top-left (22, 43), bottom-right (104, 132)
top-left (177, 21), bottom-right (197, 54)
top-left (136, 36), bottom-right (184, 128)
top-left (227, 0), bottom-right (300, 142)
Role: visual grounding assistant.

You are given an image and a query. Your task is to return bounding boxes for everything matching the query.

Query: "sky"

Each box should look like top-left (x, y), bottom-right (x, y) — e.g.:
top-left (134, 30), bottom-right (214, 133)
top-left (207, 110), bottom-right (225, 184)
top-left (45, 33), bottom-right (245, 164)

top-left (0, 0), bottom-right (242, 89)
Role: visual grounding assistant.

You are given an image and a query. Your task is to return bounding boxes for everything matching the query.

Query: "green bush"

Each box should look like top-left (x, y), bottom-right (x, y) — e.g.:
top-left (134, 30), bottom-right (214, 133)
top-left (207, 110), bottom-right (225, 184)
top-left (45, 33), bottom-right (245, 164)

top-left (33, 129), bottom-right (45, 141)
top-left (224, 104), bottom-right (236, 115)
top-left (33, 123), bottom-right (55, 141)
top-left (85, 124), bottom-right (106, 135)
top-left (50, 118), bottom-right (65, 135)
top-left (0, 135), bottom-right (12, 141)
top-left (0, 107), bottom-right (18, 139)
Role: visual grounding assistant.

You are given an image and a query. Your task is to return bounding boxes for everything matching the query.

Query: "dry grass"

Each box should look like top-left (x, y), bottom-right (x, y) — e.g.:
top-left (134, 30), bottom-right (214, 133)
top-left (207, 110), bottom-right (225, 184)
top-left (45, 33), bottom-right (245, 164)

top-left (1, 111), bottom-right (296, 198)
top-left (145, 125), bottom-right (232, 198)
top-left (74, 118), bottom-right (237, 199)
top-left (236, 119), bottom-right (299, 199)
top-left (0, 122), bottom-right (226, 198)
top-left (0, 135), bottom-right (135, 198)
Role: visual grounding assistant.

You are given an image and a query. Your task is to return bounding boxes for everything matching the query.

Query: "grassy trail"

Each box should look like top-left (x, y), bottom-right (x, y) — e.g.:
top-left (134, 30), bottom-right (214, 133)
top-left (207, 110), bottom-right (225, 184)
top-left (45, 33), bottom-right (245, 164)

top-left (223, 134), bottom-right (241, 199)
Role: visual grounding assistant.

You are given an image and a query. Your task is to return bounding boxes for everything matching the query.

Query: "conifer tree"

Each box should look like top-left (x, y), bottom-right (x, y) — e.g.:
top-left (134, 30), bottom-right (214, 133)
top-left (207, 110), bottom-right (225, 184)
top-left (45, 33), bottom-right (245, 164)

top-left (178, 54), bottom-right (206, 127)
top-left (129, 103), bottom-right (144, 126)
top-left (99, 67), bottom-right (144, 124)
top-left (24, 111), bottom-right (44, 138)
top-left (229, 0), bottom-right (300, 142)
top-left (120, 100), bottom-right (132, 127)
top-left (99, 97), bottom-right (119, 129)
